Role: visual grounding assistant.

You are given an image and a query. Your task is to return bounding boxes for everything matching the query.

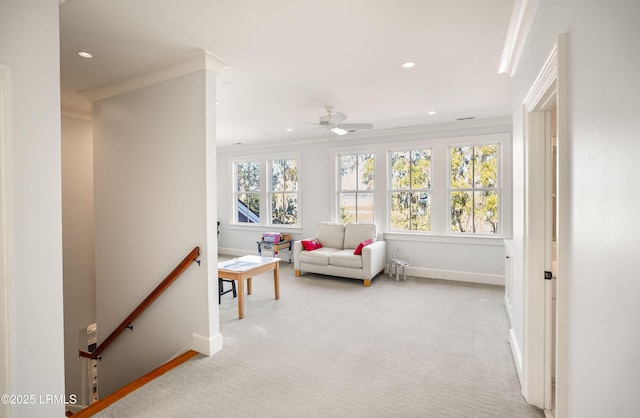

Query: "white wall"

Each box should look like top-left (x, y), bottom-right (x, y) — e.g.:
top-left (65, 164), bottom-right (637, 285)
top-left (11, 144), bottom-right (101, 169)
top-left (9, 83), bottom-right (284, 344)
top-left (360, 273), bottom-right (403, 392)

top-left (510, 1), bottom-right (640, 416)
top-left (217, 121), bottom-right (510, 285)
top-left (61, 115), bottom-right (95, 403)
top-left (0, 1), bottom-right (66, 417)
top-left (92, 69), bottom-right (220, 397)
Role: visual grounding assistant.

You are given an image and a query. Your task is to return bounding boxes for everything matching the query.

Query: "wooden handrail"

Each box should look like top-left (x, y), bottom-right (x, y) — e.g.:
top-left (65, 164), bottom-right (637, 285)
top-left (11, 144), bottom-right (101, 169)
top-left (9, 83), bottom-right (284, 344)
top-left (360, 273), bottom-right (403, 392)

top-left (79, 246), bottom-right (200, 360)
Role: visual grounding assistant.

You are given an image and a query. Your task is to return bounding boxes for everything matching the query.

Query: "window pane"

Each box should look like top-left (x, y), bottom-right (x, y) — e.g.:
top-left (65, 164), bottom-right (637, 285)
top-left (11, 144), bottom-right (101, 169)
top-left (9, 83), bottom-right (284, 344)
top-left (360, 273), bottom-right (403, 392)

top-left (391, 151), bottom-right (410, 190)
top-left (340, 155), bottom-right (357, 191)
top-left (450, 146), bottom-right (473, 188)
top-left (284, 160), bottom-right (298, 192)
top-left (237, 162), bottom-right (260, 192)
top-left (410, 192), bottom-right (431, 231)
top-left (391, 191), bottom-right (410, 230)
top-left (339, 154), bottom-right (375, 223)
top-left (474, 191), bottom-right (499, 234)
top-left (272, 159), bottom-right (298, 192)
top-left (357, 192), bottom-right (375, 223)
top-left (410, 149), bottom-right (431, 189)
top-left (357, 154), bottom-right (375, 191)
top-left (391, 192), bottom-right (430, 231)
top-left (450, 191), bottom-right (473, 233)
top-left (474, 145), bottom-right (498, 188)
top-left (339, 193), bottom-right (356, 224)
top-left (271, 193), bottom-right (297, 225)
top-left (237, 193), bottom-right (260, 223)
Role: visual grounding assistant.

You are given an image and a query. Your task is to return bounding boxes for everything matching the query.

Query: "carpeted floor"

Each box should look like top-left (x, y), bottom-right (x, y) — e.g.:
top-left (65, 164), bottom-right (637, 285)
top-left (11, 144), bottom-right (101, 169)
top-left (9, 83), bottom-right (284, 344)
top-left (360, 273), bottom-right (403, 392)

top-left (95, 259), bottom-right (544, 417)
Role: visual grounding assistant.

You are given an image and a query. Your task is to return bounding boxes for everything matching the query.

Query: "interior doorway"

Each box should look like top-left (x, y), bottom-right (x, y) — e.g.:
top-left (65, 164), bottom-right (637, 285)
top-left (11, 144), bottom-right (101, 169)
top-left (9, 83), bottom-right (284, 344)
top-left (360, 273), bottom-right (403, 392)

top-left (543, 105), bottom-right (558, 415)
top-left (522, 34), bottom-right (567, 418)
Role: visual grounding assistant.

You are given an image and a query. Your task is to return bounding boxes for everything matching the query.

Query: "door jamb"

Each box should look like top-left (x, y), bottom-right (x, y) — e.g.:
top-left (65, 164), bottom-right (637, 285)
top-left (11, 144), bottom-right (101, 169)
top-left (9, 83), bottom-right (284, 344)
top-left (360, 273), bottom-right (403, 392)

top-left (522, 33), bottom-right (568, 417)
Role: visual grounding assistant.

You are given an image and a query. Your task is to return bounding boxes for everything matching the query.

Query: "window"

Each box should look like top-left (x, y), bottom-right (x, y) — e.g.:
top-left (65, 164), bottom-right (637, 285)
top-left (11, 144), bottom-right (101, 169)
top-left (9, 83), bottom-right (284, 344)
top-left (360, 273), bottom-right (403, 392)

top-left (449, 144), bottom-right (499, 234)
top-left (270, 159), bottom-right (298, 225)
top-left (389, 149), bottom-right (431, 231)
top-left (234, 161), bottom-right (260, 223)
top-left (338, 153), bottom-right (374, 223)
top-left (232, 155), bottom-right (300, 227)
top-left (329, 132), bottom-right (508, 238)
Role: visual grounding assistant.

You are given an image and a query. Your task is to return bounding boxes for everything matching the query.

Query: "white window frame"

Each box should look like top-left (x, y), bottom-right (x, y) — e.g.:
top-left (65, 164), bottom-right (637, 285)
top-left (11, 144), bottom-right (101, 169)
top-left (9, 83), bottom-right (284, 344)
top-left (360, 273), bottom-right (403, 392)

top-left (268, 157), bottom-right (300, 226)
top-left (329, 133), bottom-right (511, 242)
top-left (388, 147), bottom-right (433, 232)
top-left (230, 151), bottom-right (301, 229)
top-left (336, 152), bottom-right (376, 224)
top-left (448, 141), bottom-right (502, 236)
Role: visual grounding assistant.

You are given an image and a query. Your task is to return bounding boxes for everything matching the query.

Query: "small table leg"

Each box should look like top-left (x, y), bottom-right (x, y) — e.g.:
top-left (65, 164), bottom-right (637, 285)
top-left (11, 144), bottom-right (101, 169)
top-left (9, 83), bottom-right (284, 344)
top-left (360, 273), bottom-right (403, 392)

top-left (274, 262), bottom-right (280, 300)
top-left (236, 278), bottom-right (244, 319)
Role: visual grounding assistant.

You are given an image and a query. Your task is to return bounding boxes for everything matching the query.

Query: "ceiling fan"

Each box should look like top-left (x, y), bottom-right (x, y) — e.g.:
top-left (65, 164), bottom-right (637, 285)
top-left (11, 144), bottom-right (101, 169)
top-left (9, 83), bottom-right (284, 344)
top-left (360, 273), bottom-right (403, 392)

top-left (298, 106), bottom-right (374, 136)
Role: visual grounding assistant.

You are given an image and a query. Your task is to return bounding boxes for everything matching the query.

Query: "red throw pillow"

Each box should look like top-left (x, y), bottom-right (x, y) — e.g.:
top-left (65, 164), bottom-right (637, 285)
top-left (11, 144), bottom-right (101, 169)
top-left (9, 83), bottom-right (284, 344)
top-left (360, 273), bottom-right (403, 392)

top-left (301, 238), bottom-right (323, 251)
top-left (353, 238), bottom-right (373, 255)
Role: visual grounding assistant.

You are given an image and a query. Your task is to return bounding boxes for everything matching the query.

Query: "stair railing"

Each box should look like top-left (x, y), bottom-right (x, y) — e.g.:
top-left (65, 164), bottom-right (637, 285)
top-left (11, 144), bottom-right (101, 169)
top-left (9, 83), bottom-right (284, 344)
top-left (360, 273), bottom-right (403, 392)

top-left (79, 246), bottom-right (201, 360)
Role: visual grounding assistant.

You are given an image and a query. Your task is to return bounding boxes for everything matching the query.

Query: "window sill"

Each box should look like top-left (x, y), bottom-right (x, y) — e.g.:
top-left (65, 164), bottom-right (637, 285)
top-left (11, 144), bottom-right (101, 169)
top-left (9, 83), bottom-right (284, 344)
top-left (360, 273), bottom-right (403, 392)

top-left (382, 231), bottom-right (505, 246)
top-left (228, 223), bottom-right (303, 233)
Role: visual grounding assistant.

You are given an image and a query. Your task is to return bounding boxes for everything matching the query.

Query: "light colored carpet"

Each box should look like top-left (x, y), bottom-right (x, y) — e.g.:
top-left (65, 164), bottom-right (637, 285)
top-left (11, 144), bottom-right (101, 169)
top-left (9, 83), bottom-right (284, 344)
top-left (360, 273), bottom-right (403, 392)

top-left (95, 259), bottom-right (544, 418)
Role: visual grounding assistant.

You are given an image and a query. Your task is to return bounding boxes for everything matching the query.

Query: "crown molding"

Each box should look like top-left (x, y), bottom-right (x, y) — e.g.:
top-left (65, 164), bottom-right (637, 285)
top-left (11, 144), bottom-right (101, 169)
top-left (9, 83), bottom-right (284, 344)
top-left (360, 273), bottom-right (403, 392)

top-left (523, 42), bottom-right (558, 112)
top-left (217, 117), bottom-right (513, 152)
top-left (499, 0), bottom-right (540, 77)
top-left (61, 107), bottom-right (92, 121)
top-left (80, 50), bottom-right (229, 103)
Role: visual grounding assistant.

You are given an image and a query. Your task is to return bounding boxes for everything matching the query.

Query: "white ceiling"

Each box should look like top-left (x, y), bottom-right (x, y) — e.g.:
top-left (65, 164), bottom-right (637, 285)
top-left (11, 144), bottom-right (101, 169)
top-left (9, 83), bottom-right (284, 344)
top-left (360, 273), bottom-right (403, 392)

top-left (59, 0), bottom-right (514, 147)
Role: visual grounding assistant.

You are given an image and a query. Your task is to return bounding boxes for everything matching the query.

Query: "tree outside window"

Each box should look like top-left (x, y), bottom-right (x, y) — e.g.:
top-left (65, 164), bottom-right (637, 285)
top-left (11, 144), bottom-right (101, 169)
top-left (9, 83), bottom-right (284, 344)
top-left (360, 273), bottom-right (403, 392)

top-left (270, 159), bottom-right (298, 225)
top-left (390, 149), bottom-right (431, 231)
top-left (235, 161), bottom-right (260, 223)
top-left (338, 154), bottom-right (374, 224)
top-left (450, 144), bottom-right (499, 234)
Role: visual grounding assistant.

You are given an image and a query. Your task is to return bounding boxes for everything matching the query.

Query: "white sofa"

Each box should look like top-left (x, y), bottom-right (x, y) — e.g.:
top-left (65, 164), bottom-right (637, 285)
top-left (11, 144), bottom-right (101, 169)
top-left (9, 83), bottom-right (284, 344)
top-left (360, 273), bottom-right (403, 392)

top-left (293, 222), bottom-right (386, 286)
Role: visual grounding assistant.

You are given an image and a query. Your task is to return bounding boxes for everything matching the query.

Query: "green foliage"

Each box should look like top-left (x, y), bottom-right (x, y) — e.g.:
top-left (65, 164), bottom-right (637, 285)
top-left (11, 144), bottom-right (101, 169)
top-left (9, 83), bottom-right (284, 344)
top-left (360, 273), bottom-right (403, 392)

top-left (390, 149), bottom-right (431, 230)
top-left (236, 159), bottom-right (299, 225)
top-left (450, 145), bottom-right (498, 233)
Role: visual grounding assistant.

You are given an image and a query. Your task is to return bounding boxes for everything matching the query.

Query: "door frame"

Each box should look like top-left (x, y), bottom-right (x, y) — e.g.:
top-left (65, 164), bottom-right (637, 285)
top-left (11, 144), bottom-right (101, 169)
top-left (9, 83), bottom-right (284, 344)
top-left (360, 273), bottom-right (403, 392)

top-left (0, 63), bottom-right (12, 417)
top-left (522, 34), bottom-right (568, 417)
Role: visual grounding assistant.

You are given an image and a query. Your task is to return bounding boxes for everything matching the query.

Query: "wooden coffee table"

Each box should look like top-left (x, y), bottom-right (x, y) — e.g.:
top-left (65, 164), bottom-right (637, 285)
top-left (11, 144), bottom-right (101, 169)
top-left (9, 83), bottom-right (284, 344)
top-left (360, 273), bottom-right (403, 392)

top-left (217, 255), bottom-right (280, 319)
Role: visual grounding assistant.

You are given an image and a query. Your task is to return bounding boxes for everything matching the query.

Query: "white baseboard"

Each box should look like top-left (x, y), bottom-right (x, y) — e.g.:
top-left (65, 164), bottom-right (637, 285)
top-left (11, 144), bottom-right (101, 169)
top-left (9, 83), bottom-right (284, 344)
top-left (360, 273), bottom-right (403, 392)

top-left (221, 248), bottom-right (504, 286)
top-left (218, 247), bottom-right (255, 257)
top-left (509, 328), bottom-right (523, 384)
top-left (504, 294), bottom-right (514, 327)
top-left (407, 266), bottom-right (504, 286)
top-left (192, 332), bottom-right (223, 357)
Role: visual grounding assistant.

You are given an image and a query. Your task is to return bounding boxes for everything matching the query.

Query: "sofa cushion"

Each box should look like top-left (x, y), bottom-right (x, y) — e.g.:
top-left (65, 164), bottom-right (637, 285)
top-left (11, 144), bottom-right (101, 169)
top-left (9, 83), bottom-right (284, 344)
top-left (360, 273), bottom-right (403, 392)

top-left (329, 249), bottom-right (364, 269)
top-left (343, 223), bottom-right (377, 249)
top-left (354, 238), bottom-right (373, 255)
top-left (299, 247), bottom-right (341, 266)
top-left (316, 222), bottom-right (345, 250)
top-left (301, 238), bottom-right (322, 251)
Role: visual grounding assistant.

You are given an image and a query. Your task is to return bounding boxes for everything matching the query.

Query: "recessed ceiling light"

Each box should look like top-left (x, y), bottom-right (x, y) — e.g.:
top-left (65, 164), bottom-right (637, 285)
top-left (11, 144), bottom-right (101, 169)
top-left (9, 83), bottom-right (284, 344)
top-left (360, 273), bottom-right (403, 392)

top-left (402, 61), bottom-right (415, 69)
top-left (78, 51), bottom-right (93, 58)
top-left (286, 128), bottom-right (293, 132)
top-left (428, 111), bottom-right (436, 115)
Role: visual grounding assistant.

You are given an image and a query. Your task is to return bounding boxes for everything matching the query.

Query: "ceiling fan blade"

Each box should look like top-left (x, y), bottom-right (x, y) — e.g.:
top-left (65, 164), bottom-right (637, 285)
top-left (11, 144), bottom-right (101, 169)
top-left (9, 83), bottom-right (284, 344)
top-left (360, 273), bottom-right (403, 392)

top-left (338, 123), bottom-right (373, 130)
top-left (292, 120), bottom-right (322, 126)
top-left (329, 112), bottom-right (347, 126)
